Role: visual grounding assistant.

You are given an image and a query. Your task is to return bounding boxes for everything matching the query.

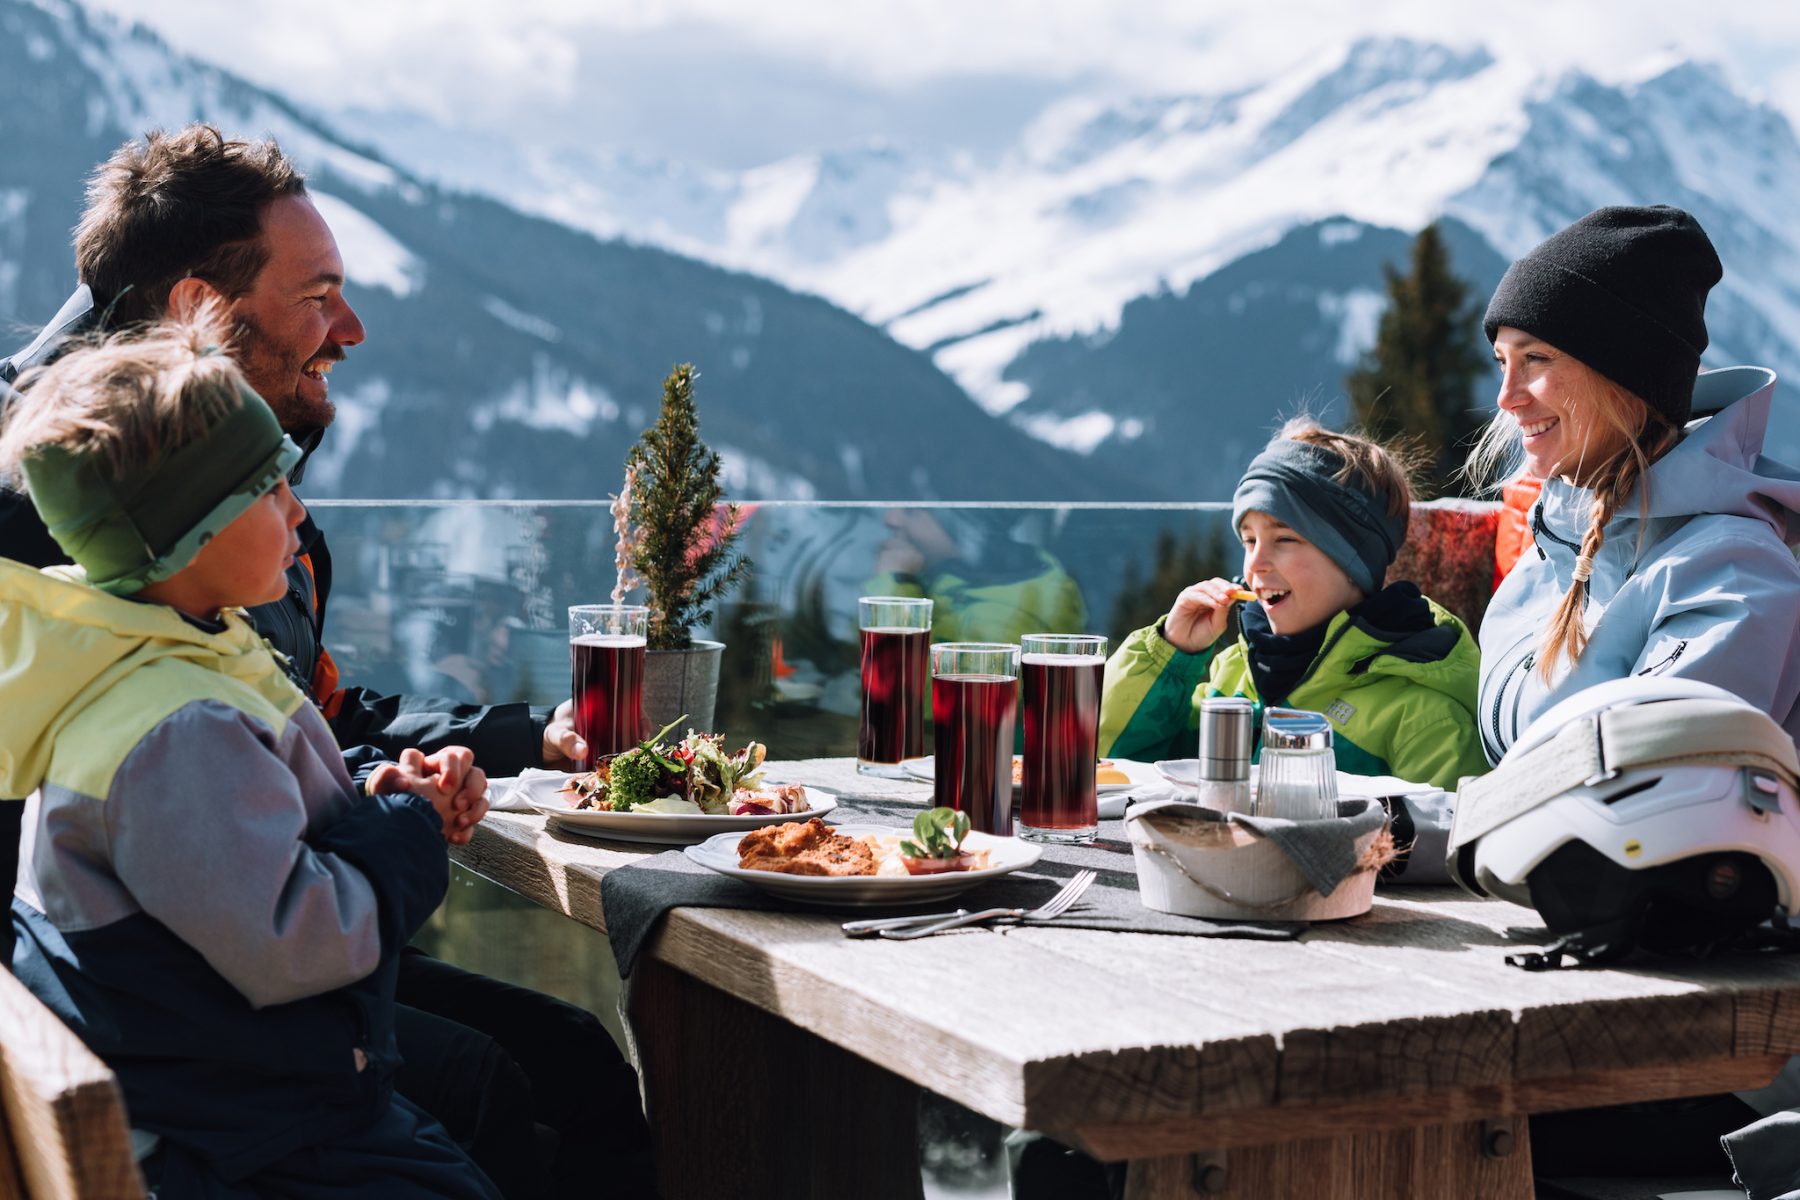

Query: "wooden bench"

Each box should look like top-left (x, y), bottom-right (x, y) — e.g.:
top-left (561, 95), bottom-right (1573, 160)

top-left (0, 967), bottom-right (142, 1199)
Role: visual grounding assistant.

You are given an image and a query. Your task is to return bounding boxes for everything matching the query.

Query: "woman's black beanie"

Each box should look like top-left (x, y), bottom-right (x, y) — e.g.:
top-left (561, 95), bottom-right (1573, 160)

top-left (1482, 204), bottom-right (1722, 426)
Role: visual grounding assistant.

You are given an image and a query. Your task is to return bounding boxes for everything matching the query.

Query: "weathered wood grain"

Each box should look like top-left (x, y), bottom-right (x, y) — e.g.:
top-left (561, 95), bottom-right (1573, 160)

top-left (0, 1127), bottom-right (21, 1200)
top-left (629, 956), bottom-right (922, 1200)
top-left (0, 967), bottom-right (142, 1199)
top-left (1064, 1055), bottom-right (1786, 1161)
top-left (1121, 1116), bottom-right (1531, 1199)
top-left (1734, 987), bottom-right (1800, 1057)
top-left (465, 761), bottom-right (1800, 1188)
top-left (452, 810), bottom-right (643, 931)
top-left (647, 906), bottom-right (1283, 1129)
top-left (1000, 919), bottom-right (1521, 1112)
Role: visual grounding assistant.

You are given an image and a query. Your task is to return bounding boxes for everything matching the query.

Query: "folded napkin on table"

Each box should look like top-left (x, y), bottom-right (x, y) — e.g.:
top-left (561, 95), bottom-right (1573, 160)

top-left (485, 768), bottom-right (572, 813)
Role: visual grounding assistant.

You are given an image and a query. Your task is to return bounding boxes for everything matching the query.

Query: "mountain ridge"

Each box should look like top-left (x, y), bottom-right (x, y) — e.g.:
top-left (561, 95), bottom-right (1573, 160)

top-left (335, 33), bottom-right (1800, 480)
top-left (0, 0), bottom-right (1128, 501)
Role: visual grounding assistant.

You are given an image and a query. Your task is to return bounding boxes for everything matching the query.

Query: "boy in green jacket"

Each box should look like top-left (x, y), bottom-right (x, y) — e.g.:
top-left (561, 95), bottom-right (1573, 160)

top-left (1099, 420), bottom-right (1487, 790)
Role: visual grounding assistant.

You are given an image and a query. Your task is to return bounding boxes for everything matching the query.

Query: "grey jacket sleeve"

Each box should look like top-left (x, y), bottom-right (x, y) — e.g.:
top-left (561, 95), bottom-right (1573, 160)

top-left (1636, 531), bottom-right (1800, 724)
top-left (104, 701), bottom-right (398, 1009)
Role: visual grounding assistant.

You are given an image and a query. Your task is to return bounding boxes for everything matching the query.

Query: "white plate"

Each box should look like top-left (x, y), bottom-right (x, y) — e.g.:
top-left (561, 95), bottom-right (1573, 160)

top-left (522, 779), bottom-right (838, 845)
top-left (1154, 761), bottom-right (1437, 799)
top-left (900, 756), bottom-right (1152, 818)
top-left (684, 824), bottom-right (1042, 907)
top-left (1156, 760), bottom-right (1262, 790)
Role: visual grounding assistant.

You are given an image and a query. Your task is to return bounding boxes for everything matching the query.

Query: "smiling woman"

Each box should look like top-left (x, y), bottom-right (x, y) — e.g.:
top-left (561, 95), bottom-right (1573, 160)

top-left (1470, 204), bottom-right (1800, 763)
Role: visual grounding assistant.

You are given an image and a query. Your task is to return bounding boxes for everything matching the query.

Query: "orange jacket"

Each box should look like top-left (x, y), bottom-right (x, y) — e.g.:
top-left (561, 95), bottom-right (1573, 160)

top-left (1493, 476), bottom-right (1544, 590)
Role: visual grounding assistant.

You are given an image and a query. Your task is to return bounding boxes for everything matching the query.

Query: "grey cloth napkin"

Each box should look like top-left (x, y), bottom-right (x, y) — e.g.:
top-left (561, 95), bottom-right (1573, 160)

top-left (598, 797), bottom-right (1303, 975)
top-left (1725, 1108), bottom-right (1800, 1200)
top-left (1234, 797), bottom-right (1389, 896)
top-left (1125, 792), bottom-right (1388, 897)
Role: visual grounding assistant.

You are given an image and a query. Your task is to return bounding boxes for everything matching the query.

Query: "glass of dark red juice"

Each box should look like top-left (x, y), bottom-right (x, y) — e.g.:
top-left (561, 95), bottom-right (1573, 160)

top-left (931, 642), bottom-right (1020, 836)
top-left (1019, 634), bottom-right (1108, 843)
top-left (857, 596), bottom-right (934, 777)
top-left (567, 604), bottom-right (649, 768)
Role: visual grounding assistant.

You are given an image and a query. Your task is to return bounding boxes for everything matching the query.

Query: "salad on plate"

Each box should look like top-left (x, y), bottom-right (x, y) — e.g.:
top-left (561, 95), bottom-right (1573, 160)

top-left (561, 715), bottom-right (811, 816)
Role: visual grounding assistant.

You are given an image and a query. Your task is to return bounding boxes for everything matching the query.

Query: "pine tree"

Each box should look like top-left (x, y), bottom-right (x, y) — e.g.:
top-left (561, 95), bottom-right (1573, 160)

top-left (1108, 524), bottom-right (1234, 648)
top-left (1345, 224), bottom-right (1489, 497)
top-left (626, 363), bottom-right (752, 649)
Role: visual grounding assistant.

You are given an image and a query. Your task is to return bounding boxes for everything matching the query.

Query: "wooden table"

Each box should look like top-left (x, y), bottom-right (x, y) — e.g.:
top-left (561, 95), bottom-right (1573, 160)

top-left (455, 759), bottom-right (1800, 1199)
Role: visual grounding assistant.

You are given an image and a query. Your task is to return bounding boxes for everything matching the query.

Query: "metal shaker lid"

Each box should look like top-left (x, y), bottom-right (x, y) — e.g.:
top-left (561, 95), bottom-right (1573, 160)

top-left (1262, 707), bottom-right (1334, 751)
top-left (1197, 696), bottom-right (1254, 780)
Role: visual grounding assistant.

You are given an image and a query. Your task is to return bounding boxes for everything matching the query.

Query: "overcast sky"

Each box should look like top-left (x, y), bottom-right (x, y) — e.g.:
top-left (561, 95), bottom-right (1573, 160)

top-left (86, 0), bottom-right (1800, 170)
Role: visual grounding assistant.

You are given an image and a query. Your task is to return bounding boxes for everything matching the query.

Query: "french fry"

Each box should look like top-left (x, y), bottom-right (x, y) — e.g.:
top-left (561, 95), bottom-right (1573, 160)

top-left (1228, 588), bottom-right (1258, 603)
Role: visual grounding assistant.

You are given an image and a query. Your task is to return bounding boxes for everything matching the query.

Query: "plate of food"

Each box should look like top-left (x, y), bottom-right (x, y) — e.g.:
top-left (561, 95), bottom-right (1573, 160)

top-left (684, 810), bottom-right (1042, 906)
top-left (900, 756), bottom-right (1151, 817)
top-left (520, 718), bottom-right (837, 844)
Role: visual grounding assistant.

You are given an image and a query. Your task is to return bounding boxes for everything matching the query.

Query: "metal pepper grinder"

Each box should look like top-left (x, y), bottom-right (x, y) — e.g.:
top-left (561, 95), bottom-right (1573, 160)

top-left (1195, 696), bottom-right (1254, 815)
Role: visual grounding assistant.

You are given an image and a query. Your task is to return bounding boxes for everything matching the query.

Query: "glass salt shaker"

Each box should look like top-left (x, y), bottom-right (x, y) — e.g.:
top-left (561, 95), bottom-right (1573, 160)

top-left (1256, 708), bottom-right (1338, 820)
top-left (1195, 696), bottom-right (1254, 815)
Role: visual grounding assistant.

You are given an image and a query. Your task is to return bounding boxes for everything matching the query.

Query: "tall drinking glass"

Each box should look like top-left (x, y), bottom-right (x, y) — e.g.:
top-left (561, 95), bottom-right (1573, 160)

top-left (857, 596), bottom-right (934, 777)
top-left (568, 604), bottom-right (649, 769)
top-left (931, 642), bottom-right (1020, 836)
top-left (1019, 634), bottom-right (1107, 843)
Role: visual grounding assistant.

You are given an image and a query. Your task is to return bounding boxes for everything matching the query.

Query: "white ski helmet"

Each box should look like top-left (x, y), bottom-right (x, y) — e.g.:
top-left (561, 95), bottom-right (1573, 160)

top-left (1448, 677), bottom-right (1800, 964)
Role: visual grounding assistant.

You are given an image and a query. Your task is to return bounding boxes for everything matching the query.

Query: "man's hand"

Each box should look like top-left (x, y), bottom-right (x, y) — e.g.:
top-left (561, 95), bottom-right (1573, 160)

top-left (366, 746), bottom-right (489, 845)
top-left (1162, 578), bottom-right (1245, 654)
top-left (542, 698), bottom-right (587, 769)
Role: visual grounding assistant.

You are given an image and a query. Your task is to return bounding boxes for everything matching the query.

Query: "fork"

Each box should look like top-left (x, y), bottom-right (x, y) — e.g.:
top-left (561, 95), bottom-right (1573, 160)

top-left (838, 869), bottom-right (1099, 938)
top-left (871, 869), bottom-right (1097, 940)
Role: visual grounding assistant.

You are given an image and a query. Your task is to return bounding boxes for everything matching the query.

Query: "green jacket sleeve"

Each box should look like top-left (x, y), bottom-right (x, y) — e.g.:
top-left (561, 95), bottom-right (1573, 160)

top-left (1098, 619), bottom-right (1217, 762)
top-left (1382, 710), bottom-right (1491, 791)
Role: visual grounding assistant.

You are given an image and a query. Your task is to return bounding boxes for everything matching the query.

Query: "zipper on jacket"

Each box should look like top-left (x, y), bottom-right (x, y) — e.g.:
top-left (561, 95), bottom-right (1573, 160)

top-left (1531, 504), bottom-right (1584, 555)
top-left (1507, 653), bottom-right (1535, 746)
top-left (1280, 619), bottom-right (1358, 705)
top-left (1484, 644), bottom-right (1534, 762)
top-left (1635, 640), bottom-right (1689, 676)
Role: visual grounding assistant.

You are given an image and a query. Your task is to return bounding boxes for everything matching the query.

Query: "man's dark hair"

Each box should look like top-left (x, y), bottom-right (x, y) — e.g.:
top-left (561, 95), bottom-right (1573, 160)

top-left (74, 124), bottom-right (306, 327)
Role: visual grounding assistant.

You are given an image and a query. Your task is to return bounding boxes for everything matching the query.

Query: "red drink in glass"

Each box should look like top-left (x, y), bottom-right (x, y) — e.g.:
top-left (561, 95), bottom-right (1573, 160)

top-left (932, 673), bottom-right (1019, 836)
top-left (570, 634), bottom-right (645, 767)
top-left (860, 627), bottom-right (929, 766)
top-left (858, 596), bottom-right (933, 777)
top-left (1020, 653), bottom-right (1105, 838)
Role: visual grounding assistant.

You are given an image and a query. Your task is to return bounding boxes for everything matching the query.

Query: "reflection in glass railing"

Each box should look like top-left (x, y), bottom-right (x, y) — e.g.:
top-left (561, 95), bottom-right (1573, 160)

top-left (309, 500), bottom-right (1239, 758)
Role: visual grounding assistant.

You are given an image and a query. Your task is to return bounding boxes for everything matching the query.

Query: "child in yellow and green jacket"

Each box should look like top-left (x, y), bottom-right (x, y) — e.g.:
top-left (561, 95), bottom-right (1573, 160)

top-left (1098, 420), bottom-right (1488, 790)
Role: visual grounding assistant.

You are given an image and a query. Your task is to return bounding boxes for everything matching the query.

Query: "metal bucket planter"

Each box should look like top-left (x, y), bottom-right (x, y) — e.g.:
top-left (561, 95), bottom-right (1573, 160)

top-left (643, 640), bottom-right (724, 736)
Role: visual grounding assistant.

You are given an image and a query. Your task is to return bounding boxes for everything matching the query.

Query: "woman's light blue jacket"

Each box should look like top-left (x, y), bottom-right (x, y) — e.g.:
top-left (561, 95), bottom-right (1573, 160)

top-left (1479, 366), bottom-right (1800, 762)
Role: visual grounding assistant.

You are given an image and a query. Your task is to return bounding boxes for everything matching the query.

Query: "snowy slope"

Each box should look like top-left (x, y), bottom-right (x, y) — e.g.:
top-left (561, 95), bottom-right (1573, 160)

top-left (346, 36), bottom-right (1800, 472)
top-left (2, 0), bottom-right (1116, 501)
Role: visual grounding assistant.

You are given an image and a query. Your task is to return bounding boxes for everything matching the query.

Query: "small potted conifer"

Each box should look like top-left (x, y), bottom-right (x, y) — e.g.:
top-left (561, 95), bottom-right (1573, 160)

top-left (611, 363), bottom-right (751, 734)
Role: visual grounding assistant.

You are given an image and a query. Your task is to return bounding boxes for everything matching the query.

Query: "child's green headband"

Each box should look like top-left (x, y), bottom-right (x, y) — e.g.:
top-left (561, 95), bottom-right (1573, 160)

top-left (22, 383), bottom-right (300, 595)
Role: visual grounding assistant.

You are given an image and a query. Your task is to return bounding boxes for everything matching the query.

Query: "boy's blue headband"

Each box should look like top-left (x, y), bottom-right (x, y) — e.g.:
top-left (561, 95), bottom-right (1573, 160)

top-left (1231, 439), bottom-right (1406, 595)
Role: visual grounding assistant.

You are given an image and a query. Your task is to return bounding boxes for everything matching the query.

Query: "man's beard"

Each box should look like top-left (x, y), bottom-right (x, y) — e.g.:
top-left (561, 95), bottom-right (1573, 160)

top-left (230, 310), bottom-right (335, 434)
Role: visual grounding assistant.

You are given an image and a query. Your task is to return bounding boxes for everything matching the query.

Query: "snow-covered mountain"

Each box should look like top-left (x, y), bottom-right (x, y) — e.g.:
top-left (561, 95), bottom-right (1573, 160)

top-left (349, 37), bottom-right (1800, 478)
top-left (0, 0), bottom-right (1119, 501)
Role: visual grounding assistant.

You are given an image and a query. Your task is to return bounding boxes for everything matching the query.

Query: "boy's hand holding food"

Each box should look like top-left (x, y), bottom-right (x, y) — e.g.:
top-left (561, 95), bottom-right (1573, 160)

top-left (1163, 577), bottom-right (1255, 654)
top-left (366, 746), bottom-right (489, 844)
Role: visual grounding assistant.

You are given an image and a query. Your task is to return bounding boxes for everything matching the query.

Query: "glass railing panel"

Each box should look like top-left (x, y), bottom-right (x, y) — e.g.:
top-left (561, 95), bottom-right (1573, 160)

top-left (308, 500), bottom-right (1239, 758)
